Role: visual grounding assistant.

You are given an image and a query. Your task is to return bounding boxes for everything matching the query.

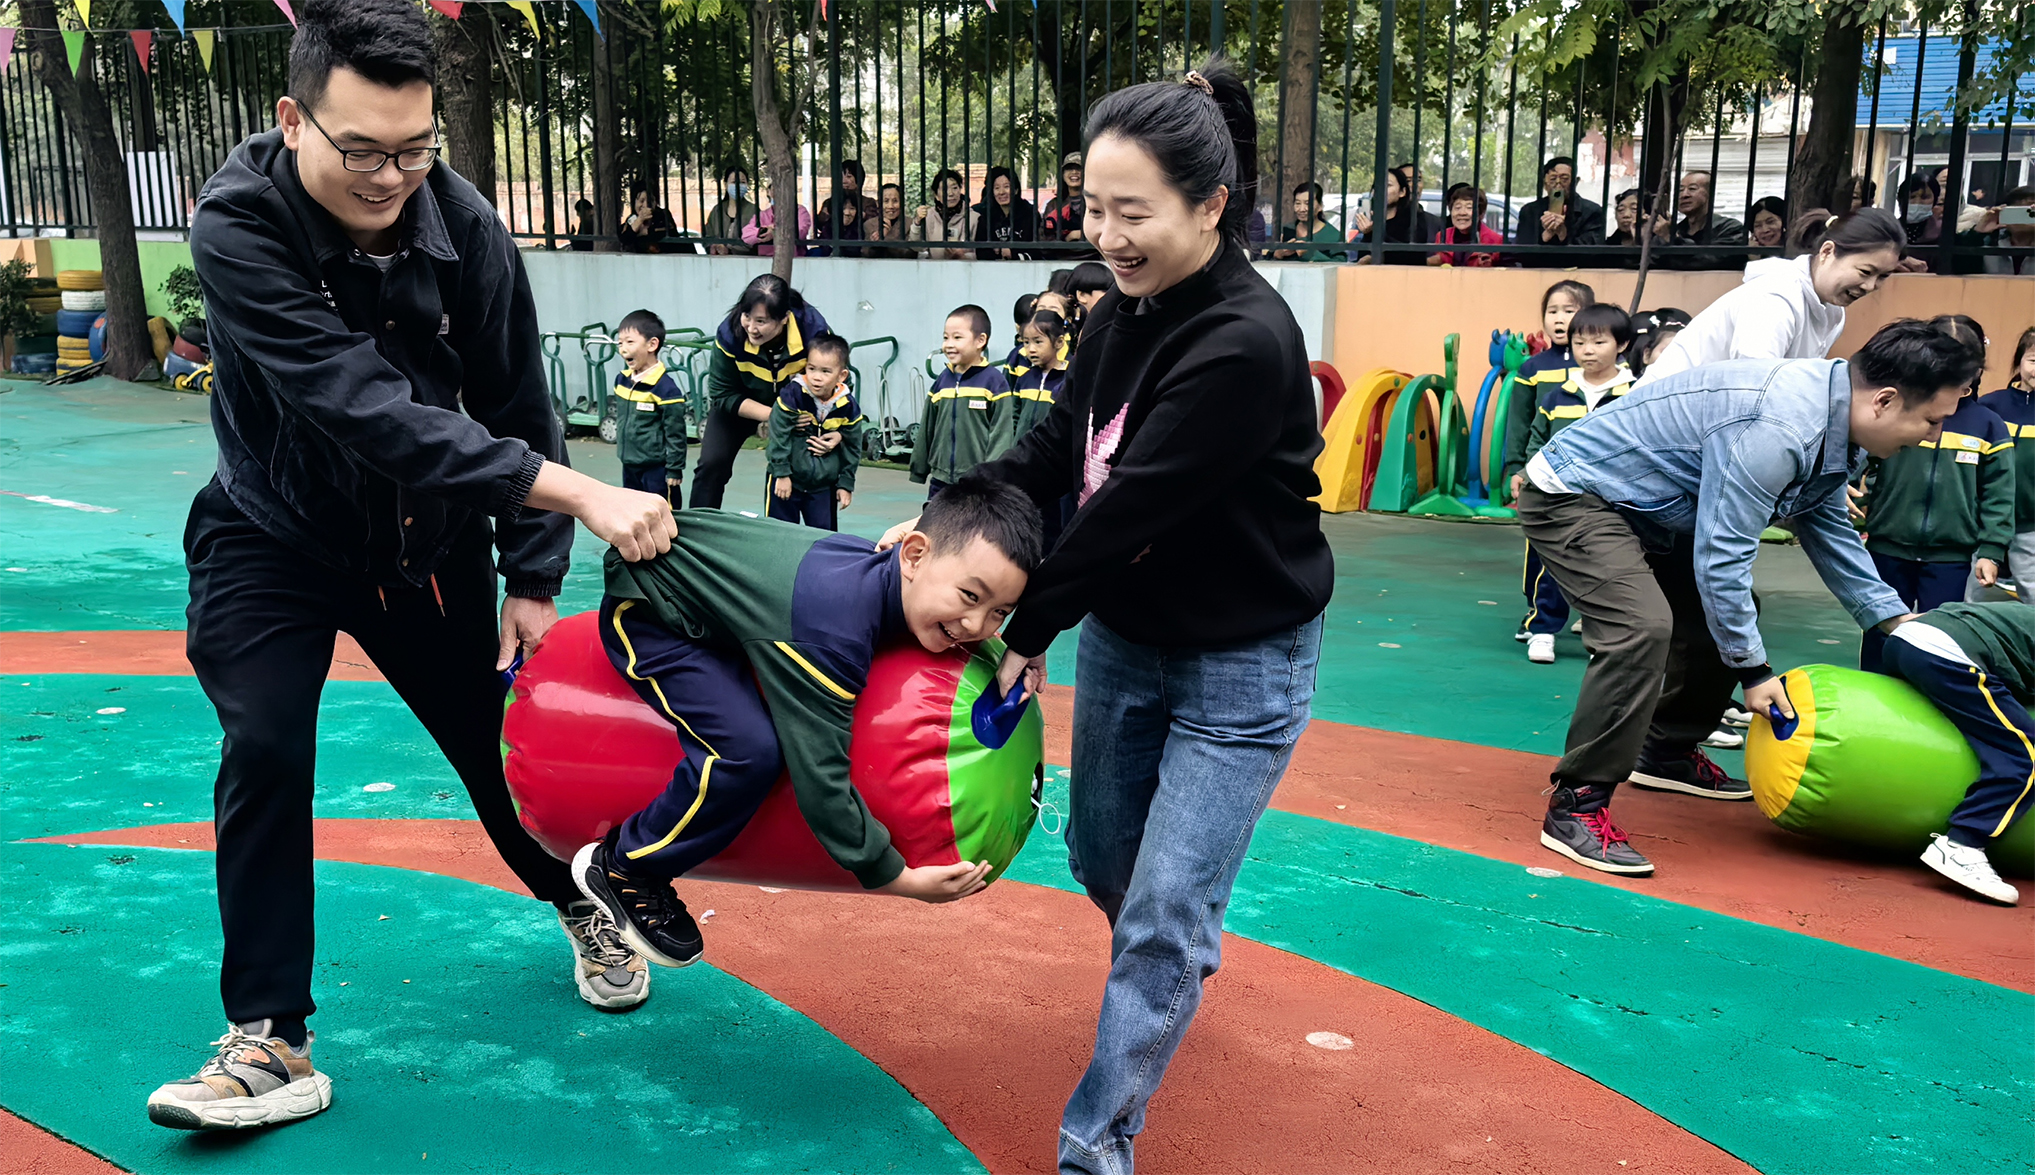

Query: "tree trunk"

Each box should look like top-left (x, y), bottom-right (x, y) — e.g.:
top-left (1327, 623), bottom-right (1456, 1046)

top-left (1630, 80), bottom-right (1682, 313)
top-left (436, 6), bottom-right (498, 206)
top-left (24, 3), bottom-right (154, 381)
top-left (1790, 11), bottom-right (1866, 214)
top-left (751, 0), bottom-right (804, 281)
top-left (1279, 0), bottom-right (1323, 213)
top-left (591, 4), bottom-right (622, 251)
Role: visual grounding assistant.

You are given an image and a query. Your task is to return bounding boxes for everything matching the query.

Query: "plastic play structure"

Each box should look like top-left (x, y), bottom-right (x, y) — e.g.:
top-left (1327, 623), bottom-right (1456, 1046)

top-left (1313, 330), bottom-right (1533, 519)
top-left (1745, 663), bottom-right (2034, 876)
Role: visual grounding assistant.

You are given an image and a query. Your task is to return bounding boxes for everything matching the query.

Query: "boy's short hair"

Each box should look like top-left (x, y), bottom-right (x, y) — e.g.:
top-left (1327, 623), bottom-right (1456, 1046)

top-left (1012, 293), bottom-right (1038, 326)
top-left (948, 304), bottom-right (992, 340)
top-left (1568, 303), bottom-right (1633, 348)
top-left (807, 331), bottom-right (851, 366)
top-left (1854, 319), bottom-right (1985, 407)
top-left (921, 472), bottom-right (1044, 575)
top-left (617, 309), bottom-right (666, 348)
top-left (288, 0), bottom-right (433, 109)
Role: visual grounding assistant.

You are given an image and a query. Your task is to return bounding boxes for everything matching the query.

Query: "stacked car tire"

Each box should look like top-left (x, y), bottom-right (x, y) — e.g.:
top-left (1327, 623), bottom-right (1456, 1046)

top-left (55, 270), bottom-right (103, 374)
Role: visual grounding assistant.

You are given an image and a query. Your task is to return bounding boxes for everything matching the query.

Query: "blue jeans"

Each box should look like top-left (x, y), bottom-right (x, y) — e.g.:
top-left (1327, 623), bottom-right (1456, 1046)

top-left (1058, 614), bottom-right (1323, 1175)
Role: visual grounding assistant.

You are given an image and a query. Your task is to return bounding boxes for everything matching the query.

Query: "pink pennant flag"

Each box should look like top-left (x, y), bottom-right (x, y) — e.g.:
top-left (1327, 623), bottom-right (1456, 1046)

top-left (0, 29), bottom-right (14, 78)
top-left (428, 0), bottom-right (463, 17)
top-left (129, 29), bottom-right (152, 68)
top-left (273, 0), bottom-right (297, 27)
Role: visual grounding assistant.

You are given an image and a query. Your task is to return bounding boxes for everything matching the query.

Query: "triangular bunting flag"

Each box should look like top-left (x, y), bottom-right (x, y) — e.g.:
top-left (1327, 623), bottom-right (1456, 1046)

top-left (75, 0), bottom-right (92, 26)
top-left (573, 0), bottom-right (601, 37)
top-left (129, 29), bottom-right (152, 68)
top-left (61, 29), bottom-right (85, 74)
top-left (0, 29), bottom-right (14, 77)
top-left (505, 0), bottom-right (539, 35)
top-left (274, 0), bottom-right (297, 27)
top-left (193, 28), bottom-right (214, 71)
top-left (427, 0), bottom-right (464, 17)
top-left (162, 0), bottom-right (186, 34)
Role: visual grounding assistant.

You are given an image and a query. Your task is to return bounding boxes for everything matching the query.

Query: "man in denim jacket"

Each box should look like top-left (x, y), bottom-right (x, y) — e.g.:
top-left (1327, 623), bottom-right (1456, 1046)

top-left (1518, 321), bottom-right (1981, 876)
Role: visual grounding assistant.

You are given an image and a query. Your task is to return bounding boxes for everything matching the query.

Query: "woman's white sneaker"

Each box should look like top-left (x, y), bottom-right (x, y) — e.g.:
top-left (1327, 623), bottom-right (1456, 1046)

top-left (1920, 834), bottom-right (2020, 904)
top-left (146, 1021), bottom-right (331, 1130)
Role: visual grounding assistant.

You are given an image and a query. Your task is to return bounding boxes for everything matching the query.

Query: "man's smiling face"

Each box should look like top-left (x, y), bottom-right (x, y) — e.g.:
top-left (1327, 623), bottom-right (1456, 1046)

top-left (279, 66), bottom-right (436, 253)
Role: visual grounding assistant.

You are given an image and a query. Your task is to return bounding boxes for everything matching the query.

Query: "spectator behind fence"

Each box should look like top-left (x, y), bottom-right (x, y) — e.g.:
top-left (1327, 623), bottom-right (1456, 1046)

top-left (864, 182), bottom-right (914, 258)
top-left (705, 163), bottom-right (759, 256)
top-left (1041, 152), bottom-right (1092, 254)
top-left (1430, 183), bottom-right (1506, 267)
top-left (1844, 174), bottom-right (1878, 212)
top-left (1638, 207), bottom-right (1905, 386)
top-left (570, 197), bottom-right (596, 251)
top-left (975, 166), bottom-right (1040, 260)
top-left (1749, 196), bottom-right (1788, 251)
top-left (821, 158), bottom-right (880, 242)
top-left (619, 186), bottom-right (678, 254)
top-left (1513, 155), bottom-right (1605, 264)
top-left (1605, 188), bottom-right (1641, 248)
top-left (1899, 171), bottom-right (1944, 248)
top-left (1654, 171), bottom-right (1748, 270)
top-left (812, 192), bottom-right (864, 258)
top-left (1351, 165), bottom-right (1435, 265)
top-left (912, 168), bottom-right (975, 260)
top-left (1274, 182), bottom-right (1342, 261)
top-left (742, 180), bottom-right (813, 257)
top-left (1952, 186), bottom-right (2035, 276)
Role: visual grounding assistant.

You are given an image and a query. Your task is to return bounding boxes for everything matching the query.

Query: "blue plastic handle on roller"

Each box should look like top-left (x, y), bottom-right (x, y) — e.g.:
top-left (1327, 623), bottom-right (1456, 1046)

top-left (971, 680), bottom-right (1031, 750)
top-left (499, 651), bottom-right (525, 693)
top-left (1767, 681), bottom-right (1799, 741)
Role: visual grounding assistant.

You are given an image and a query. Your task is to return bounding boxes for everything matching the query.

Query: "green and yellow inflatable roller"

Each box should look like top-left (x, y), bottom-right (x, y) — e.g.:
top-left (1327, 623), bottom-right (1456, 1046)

top-left (1745, 663), bottom-right (2035, 876)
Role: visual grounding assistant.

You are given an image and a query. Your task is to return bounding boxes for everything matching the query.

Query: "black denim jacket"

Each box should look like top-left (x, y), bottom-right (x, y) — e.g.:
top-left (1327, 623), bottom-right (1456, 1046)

top-left (189, 130), bottom-right (570, 597)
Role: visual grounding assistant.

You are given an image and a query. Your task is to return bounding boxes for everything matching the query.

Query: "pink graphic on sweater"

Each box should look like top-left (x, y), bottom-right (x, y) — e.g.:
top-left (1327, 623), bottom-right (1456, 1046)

top-left (1082, 404), bottom-right (1130, 506)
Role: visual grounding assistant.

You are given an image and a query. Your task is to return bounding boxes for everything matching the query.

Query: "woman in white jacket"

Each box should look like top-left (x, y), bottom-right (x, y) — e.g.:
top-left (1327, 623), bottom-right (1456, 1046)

top-left (1636, 207), bottom-right (1906, 386)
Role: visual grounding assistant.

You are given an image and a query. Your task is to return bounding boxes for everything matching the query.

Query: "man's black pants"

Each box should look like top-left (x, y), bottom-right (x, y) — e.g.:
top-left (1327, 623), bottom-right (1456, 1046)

top-left (184, 481), bottom-right (578, 1024)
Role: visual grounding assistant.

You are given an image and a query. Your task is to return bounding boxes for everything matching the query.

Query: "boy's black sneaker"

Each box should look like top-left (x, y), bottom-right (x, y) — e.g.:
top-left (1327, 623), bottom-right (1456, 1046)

top-left (571, 836), bottom-right (703, 969)
top-left (1629, 748), bottom-right (1753, 800)
top-left (1540, 786), bottom-right (1654, 876)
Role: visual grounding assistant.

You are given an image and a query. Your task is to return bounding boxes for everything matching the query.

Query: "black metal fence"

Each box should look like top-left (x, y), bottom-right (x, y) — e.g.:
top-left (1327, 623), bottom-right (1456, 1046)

top-left (6, 0), bottom-right (2030, 269)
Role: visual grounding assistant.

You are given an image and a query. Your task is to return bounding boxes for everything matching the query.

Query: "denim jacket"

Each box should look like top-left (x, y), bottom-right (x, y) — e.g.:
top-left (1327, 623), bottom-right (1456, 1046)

top-left (190, 130), bottom-right (570, 596)
top-left (1534, 358), bottom-right (1907, 669)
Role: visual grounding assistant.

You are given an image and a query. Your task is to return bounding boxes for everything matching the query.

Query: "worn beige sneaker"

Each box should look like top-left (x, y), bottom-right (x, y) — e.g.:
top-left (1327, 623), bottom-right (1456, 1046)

top-left (146, 1020), bottom-right (331, 1130)
top-left (558, 899), bottom-right (650, 1009)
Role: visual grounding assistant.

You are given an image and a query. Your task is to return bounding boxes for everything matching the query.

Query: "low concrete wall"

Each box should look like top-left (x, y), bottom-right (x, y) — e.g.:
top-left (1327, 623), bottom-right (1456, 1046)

top-left (1332, 264), bottom-right (2034, 396)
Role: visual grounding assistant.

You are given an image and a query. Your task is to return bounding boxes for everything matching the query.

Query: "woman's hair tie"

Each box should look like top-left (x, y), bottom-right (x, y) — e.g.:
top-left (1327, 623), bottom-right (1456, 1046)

top-left (1826, 214), bottom-right (1840, 229)
top-left (1183, 70), bottom-right (1215, 97)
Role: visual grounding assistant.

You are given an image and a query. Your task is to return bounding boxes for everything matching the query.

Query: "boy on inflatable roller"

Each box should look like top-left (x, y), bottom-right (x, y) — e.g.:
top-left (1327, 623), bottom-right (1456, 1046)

top-left (1518, 320), bottom-right (1980, 877)
top-left (573, 474), bottom-right (1042, 967)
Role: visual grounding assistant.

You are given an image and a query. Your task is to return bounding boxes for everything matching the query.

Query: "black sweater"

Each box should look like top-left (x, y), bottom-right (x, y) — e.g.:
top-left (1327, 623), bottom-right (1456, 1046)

top-left (978, 238), bottom-right (1335, 655)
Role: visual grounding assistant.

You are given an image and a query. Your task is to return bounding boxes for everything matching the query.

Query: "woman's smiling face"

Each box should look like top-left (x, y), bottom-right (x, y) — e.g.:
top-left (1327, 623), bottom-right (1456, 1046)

top-left (1081, 133), bottom-right (1225, 300)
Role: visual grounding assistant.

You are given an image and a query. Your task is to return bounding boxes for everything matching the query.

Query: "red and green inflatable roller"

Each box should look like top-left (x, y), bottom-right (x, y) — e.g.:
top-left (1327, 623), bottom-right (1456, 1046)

top-left (1745, 663), bottom-right (2035, 876)
top-left (501, 611), bottom-right (1044, 892)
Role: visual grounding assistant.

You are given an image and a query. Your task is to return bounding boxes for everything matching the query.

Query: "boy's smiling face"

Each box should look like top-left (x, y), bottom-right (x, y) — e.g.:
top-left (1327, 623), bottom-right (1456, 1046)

top-left (942, 315), bottom-right (988, 370)
top-left (895, 532), bottom-right (1028, 653)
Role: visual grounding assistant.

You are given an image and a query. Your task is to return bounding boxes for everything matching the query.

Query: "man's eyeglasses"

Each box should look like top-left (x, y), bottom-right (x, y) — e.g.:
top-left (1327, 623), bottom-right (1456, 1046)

top-left (298, 103), bottom-right (440, 173)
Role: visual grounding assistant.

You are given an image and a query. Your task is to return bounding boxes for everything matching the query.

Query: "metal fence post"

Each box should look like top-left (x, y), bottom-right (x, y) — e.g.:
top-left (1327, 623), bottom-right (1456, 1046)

top-left (1372, 0), bottom-right (1396, 264)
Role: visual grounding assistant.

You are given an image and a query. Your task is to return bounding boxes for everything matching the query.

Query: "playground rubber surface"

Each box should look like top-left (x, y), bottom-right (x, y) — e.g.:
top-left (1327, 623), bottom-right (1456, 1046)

top-left (3, 380), bottom-right (2031, 1173)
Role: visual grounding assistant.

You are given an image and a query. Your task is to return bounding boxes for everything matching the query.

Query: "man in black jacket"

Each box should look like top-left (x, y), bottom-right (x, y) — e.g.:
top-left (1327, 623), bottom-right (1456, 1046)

top-left (1511, 155), bottom-right (1606, 266)
top-left (146, 0), bottom-right (677, 1134)
top-left (1655, 170), bottom-right (1749, 270)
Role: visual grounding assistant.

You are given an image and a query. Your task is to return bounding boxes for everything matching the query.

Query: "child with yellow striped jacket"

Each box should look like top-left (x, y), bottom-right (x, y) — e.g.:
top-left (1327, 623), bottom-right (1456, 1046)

top-left (612, 309), bottom-right (687, 502)
top-left (1517, 303), bottom-right (1637, 664)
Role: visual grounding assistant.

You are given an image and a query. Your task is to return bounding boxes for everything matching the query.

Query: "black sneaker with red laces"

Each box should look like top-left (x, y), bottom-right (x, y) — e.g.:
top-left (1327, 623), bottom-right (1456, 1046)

top-left (1540, 785), bottom-right (1654, 875)
top-left (1630, 747), bottom-right (1753, 800)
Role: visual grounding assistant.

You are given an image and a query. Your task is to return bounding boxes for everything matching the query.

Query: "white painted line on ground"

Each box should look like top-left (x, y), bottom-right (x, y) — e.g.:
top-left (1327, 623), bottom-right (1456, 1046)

top-left (0, 489), bottom-right (117, 513)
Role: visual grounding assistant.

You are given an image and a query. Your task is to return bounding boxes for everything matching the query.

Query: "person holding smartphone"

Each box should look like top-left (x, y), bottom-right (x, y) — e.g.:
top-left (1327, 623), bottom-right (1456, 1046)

top-left (1513, 155), bottom-right (1604, 266)
top-left (1953, 186), bottom-right (2035, 276)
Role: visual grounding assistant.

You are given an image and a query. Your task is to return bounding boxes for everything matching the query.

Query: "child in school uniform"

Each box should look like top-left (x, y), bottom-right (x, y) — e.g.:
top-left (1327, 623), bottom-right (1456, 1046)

top-left (1882, 602), bottom-right (2035, 905)
top-left (1516, 303), bottom-right (1638, 664)
top-left (610, 309), bottom-right (687, 502)
top-left (1002, 293), bottom-right (1038, 374)
top-left (1008, 308), bottom-right (1073, 551)
top-left (1503, 280), bottom-right (1595, 643)
top-left (767, 332), bottom-right (866, 532)
top-left (1976, 327), bottom-right (2035, 603)
top-left (573, 478), bottom-right (1043, 966)
top-left (1857, 315), bottom-right (2016, 670)
top-left (910, 304), bottom-right (1011, 500)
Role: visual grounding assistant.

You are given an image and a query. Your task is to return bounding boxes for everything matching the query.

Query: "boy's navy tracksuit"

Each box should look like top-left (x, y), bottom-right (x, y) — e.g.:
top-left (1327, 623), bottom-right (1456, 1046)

top-left (612, 360), bottom-right (687, 501)
top-left (1881, 602), bottom-right (2035, 849)
top-left (1858, 394), bottom-right (2016, 669)
top-left (766, 378), bottom-right (867, 531)
top-left (599, 510), bottom-right (909, 889)
top-left (910, 361), bottom-right (1011, 499)
top-left (1517, 360), bottom-right (1634, 637)
top-left (1976, 380), bottom-right (2035, 599)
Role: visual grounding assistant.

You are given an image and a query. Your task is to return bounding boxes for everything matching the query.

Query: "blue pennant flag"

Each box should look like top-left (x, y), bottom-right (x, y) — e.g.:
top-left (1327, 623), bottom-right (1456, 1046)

top-left (162, 0), bottom-right (187, 34)
top-left (574, 0), bottom-right (601, 38)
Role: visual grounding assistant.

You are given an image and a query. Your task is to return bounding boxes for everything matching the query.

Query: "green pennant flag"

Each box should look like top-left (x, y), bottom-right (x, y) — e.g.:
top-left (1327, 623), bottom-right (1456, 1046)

top-left (192, 28), bottom-right (213, 73)
top-left (61, 29), bottom-right (86, 75)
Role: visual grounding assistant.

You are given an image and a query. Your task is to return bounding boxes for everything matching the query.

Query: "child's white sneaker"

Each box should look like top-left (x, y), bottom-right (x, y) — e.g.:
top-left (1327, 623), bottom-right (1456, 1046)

top-left (1701, 726), bottom-right (1745, 750)
top-left (1570, 618), bottom-right (1583, 634)
top-left (1920, 834), bottom-right (2019, 905)
top-left (1526, 633), bottom-right (1556, 664)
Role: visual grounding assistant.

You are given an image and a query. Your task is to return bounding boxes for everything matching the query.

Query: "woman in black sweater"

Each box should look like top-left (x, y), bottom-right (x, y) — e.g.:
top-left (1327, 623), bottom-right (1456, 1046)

top-left (882, 60), bottom-right (1332, 1175)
